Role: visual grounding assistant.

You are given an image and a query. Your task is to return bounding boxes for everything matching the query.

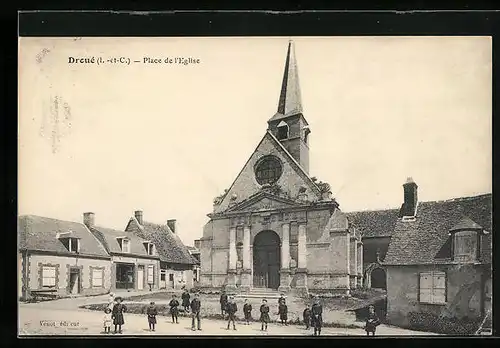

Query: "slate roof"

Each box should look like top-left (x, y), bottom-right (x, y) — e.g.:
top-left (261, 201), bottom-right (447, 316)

top-left (126, 218), bottom-right (197, 265)
top-left (18, 215), bottom-right (109, 258)
top-left (346, 208), bottom-right (400, 238)
top-left (383, 194), bottom-right (492, 265)
top-left (89, 226), bottom-right (157, 258)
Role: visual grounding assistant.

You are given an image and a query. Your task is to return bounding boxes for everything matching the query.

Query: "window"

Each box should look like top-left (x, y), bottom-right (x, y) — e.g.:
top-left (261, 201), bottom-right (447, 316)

top-left (277, 124), bottom-right (289, 140)
top-left (147, 265), bottom-right (154, 284)
top-left (92, 268), bottom-right (103, 287)
top-left (419, 271), bottom-right (446, 304)
top-left (169, 273), bottom-right (174, 281)
top-left (255, 156), bottom-right (283, 185)
top-left (118, 238), bottom-right (130, 253)
top-left (42, 266), bottom-right (56, 287)
top-left (453, 230), bottom-right (479, 263)
top-left (144, 242), bottom-right (155, 256)
top-left (60, 237), bottom-right (80, 253)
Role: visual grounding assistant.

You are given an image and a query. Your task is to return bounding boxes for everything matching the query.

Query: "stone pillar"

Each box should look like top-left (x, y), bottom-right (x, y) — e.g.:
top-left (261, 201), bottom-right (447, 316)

top-left (349, 237), bottom-right (357, 289)
top-left (295, 223), bottom-right (308, 296)
top-left (357, 240), bottom-right (363, 288)
top-left (240, 225), bottom-right (252, 292)
top-left (278, 223), bottom-right (291, 293)
top-left (226, 227), bottom-right (237, 291)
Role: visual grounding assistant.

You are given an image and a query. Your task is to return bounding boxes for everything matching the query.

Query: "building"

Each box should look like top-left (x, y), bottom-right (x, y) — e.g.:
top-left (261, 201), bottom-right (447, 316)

top-left (125, 211), bottom-right (197, 290)
top-left (86, 212), bottom-right (161, 292)
top-left (199, 41), bottom-right (363, 295)
top-left (346, 177), bottom-right (492, 328)
top-left (18, 215), bottom-right (111, 300)
top-left (188, 240), bottom-right (201, 284)
top-left (383, 180), bottom-right (492, 327)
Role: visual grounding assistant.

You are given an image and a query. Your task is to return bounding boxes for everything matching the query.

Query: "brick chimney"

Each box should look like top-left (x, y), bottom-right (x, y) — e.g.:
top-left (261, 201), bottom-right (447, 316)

top-left (400, 177), bottom-right (418, 217)
top-left (167, 219), bottom-right (176, 233)
top-left (194, 239), bottom-right (201, 250)
top-left (135, 210), bottom-right (143, 225)
top-left (83, 212), bottom-right (95, 228)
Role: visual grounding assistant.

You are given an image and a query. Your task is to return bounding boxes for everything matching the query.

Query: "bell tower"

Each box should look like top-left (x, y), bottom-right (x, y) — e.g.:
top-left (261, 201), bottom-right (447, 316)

top-left (268, 40), bottom-right (310, 174)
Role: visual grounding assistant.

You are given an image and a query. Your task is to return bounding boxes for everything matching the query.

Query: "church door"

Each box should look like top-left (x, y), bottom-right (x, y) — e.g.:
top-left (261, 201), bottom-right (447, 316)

top-left (253, 230), bottom-right (281, 289)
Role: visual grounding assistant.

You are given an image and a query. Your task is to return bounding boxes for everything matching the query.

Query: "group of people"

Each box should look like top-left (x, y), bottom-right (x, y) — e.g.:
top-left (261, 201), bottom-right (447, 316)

top-left (102, 290), bottom-right (380, 336)
top-left (219, 291), bottom-right (325, 335)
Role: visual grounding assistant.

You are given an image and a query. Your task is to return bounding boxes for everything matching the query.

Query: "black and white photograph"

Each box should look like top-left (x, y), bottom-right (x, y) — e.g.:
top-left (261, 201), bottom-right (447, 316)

top-left (17, 35), bottom-right (492, 336)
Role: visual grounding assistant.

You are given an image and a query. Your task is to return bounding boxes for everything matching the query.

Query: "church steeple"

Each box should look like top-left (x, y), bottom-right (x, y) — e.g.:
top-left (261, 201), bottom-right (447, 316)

top-left (277, 40), bottom-right (303, 117)
top-left (268, 40), bottom-right (310, 174)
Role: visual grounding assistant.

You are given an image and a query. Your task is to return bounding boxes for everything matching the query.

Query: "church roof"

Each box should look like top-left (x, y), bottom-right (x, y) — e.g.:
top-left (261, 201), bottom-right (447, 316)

top-left (269, 40), bottom-right (303, 122)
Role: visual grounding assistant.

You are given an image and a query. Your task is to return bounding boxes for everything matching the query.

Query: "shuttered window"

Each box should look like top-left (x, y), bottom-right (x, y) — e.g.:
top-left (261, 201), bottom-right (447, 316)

top-left (454, 231), bottom-right (478, 263)
top-left (92, 269), bottom-right (103, 287)
top-left (147, 265), bottom-right (154, 284)
top-left (419, 271), bottom-right (446, 304)
top-left (42, 266), bottom-right (57, 287)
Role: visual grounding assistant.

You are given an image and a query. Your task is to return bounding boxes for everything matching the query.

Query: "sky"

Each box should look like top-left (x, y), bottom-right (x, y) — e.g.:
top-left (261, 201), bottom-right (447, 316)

top-left (18, 36), bottom-right (492, 246)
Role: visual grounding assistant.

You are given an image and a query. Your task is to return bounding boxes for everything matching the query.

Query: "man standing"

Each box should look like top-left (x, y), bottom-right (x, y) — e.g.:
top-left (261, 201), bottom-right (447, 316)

top-left (220, 290), bottom-right (228, 317)
top-left (181, 289), bottom-right (191, 313)
top-left (226, 296), bottom-right (238, 330)
top-left (190, 293), bottom-right (202, 331)
top-left (311, 296), bottom-right (323, 336)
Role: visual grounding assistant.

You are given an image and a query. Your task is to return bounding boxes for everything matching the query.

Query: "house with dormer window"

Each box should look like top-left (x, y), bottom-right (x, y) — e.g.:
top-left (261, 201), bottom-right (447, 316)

top-left (18, 215), bottom-right (111, 300)
top-left (85, 212), bottom-right (160, 291)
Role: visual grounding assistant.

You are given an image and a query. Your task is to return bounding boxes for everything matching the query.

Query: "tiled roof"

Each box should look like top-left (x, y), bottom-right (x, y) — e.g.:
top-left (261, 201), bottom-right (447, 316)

top-left (346, 208), bottom-right (400, 238)
top-left (89, 226), bottom-right (157, 258)
top-left (383, 194), bottom-right (492, 265)
top-left (126, 218), bottom-right (197, 265)
top-left (18, 215), bottom-right (109, 258)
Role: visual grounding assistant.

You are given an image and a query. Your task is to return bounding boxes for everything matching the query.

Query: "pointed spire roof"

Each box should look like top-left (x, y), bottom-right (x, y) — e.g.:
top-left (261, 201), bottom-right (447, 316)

top-left (269, 40), bottom-right (303, 122)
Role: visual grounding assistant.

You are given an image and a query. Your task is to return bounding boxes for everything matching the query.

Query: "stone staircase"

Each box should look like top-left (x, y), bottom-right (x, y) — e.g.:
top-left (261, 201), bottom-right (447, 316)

top-left (235, 287), bottom-right (282, 299)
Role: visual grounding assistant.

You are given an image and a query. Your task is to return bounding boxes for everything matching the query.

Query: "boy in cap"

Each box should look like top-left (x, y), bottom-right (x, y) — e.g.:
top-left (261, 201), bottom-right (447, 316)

top-left (303, 306), bottom-right (312, 330)
top-left (278, 294), bottom-right (288, 326)
top-left (226, 295), bottom-right (238, 330)
top-left (169, 294), bottom-right (180, 324)
top-left (311, 296), bottom-right (323, 336)
top-left (146, 301), bottom-right (158, 331)
top-left (259, 299), bottom-right (270, 331)
top-left (190, 292), bottom-right (202, 331)
top-left (243, 299), bottom-right (252, 325)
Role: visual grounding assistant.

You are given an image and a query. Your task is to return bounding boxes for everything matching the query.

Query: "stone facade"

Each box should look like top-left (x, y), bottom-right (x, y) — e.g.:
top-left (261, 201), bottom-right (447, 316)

top-left (199, 41), bottom-right (363, 296)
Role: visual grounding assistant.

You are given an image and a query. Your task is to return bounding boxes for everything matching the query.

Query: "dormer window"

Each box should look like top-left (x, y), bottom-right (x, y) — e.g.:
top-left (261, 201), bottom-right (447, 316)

top-left (449, 217), bottom-right (483, 263)
top-left (59, 235), bottom-right (80, 253)
top-left (117, 237), bottom-right (131, 253)
top-left (143, 242), bottom-right (155, 256)
top-left (277, 121), bottom-right (289, 140)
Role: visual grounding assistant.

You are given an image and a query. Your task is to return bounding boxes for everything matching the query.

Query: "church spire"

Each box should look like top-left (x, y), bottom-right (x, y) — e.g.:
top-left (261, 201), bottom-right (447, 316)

top-left (276, 40), bottom-right (303, 118)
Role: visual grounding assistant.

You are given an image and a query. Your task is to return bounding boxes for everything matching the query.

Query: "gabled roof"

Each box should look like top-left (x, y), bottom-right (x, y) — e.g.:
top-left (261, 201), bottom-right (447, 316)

top-left (346, 208), bottom-right (400, 238)
top-left (89, 225), bottom-right (156, 258)
top-left (269, 40), bottom-right (303, 122)
top-left (18, 215), bottom-right (109, 258)
top-left (450, 216), bottom-right (483, 231)
top-left (383, 193), bottom-right (492, 265)
top-left (125, 218), bottom-right (197, 265)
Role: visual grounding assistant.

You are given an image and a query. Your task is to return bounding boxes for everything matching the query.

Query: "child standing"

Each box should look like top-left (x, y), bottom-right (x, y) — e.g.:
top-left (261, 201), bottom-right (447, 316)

top-left (365, 305), bottom-right (380, 336)
top-left (243, 299), bottom-right (252, 325)
top-left (259, 299), bottom-right (270, 331)
top-left (311, 297), bottom-right (323, 336)
top-left (169, 294), bottom-right (180, 324)
top-left (181, 289), bottom-right (191, 313)
top-left (112, 297), bottom-right (127, 334)
top-left (226, 296), bottom-right (238, 331)
top-left (103, 307), bottom-right (112, 334)
top-left (303, 307), bottom-right (311, 330)
top-left (278, 301), bottom-right (288, 326)
top-left (146, 301), bottom-right (158, 332)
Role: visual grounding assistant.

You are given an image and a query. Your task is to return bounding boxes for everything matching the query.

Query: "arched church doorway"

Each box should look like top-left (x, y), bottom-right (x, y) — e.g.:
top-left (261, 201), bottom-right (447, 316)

top-left (371, 268), bottom-right (387, 290)
top-left (253, 230), bottom-right (281, 289)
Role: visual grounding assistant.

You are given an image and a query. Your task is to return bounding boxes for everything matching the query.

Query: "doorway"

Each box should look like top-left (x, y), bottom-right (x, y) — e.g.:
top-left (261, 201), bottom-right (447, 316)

top-left (137, 265), bottom-right (144, 290)
top-left (371, 268), bottom-right (387, 290)
top-left (116, 263), bottom-right (135, 290)
top-left (69, 268), bottom-right (81, 295)
top-left (169, 273), bottom-right (174, 288)
top-left (253, 230), bottom-right (281, 289)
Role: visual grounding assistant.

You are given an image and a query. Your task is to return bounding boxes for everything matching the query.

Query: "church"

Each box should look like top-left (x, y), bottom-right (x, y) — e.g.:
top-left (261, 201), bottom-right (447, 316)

top-left (199, 41), bottom-right (363, 296)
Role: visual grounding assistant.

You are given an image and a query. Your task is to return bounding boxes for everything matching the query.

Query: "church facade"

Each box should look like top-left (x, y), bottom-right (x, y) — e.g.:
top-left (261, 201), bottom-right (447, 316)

top-left (199, 41), bottom-right (363, 295)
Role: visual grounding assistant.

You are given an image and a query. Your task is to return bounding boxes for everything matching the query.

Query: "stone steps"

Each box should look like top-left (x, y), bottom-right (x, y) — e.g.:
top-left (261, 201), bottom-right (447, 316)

top-left (235, 288), bottom-right (282, 299)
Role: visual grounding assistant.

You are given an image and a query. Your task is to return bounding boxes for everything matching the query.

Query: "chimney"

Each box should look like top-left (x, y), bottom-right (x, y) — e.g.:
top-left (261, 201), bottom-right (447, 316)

top-left (83, 212), bottom-right (95, 228)
top-left (167, 219), bottom-right (176, 233)
top-left (194, 239), bottom-right (201, 250)
top-left (401, 177), bottom-right (418, 217)
top-left (134, 210), bottom-right (143, 225)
